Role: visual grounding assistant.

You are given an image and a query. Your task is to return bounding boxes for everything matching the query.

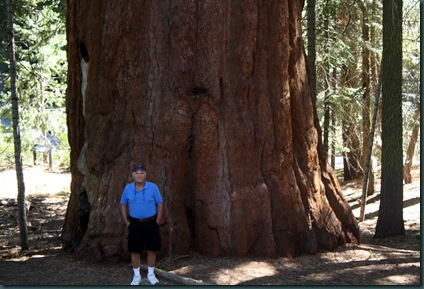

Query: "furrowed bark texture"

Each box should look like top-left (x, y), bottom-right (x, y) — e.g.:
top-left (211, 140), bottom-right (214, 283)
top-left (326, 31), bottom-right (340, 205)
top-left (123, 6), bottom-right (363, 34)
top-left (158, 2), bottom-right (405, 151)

top-left (64, 0), bottom-right (359, 261)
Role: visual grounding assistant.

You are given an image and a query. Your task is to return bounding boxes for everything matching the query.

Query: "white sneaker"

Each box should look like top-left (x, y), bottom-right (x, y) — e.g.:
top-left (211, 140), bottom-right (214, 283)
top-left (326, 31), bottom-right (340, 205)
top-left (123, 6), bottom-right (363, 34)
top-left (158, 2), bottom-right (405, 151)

top-left (130, 275), bottom-right (141, 285)
top-left (147, 273), bottom-right (159, 285)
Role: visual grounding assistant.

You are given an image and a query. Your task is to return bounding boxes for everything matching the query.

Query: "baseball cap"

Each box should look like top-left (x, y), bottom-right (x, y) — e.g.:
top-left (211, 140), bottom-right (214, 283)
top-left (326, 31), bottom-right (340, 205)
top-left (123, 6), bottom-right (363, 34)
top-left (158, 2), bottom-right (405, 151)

top-left (132, 164), bottom-right (147, 172)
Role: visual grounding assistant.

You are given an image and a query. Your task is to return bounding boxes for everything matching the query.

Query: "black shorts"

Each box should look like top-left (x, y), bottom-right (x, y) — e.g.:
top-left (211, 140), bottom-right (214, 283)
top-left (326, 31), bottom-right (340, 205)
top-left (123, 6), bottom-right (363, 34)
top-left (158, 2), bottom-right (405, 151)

top-left (128, 217), bottom-right (161, 253)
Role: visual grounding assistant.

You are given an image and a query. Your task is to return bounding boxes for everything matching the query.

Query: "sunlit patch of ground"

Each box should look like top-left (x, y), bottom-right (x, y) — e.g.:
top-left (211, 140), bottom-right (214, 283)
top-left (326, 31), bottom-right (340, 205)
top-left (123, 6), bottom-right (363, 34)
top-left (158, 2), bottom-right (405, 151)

top-left (0, 165), bottom-right (70, 199)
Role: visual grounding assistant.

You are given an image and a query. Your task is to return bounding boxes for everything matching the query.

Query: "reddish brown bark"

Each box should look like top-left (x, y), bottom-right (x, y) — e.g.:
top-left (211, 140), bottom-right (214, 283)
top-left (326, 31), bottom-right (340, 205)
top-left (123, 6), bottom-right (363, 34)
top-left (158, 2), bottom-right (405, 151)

top-left (64, 0), bottom-right (359, 261)
top-left (403, 99), bottom-right (420, 184)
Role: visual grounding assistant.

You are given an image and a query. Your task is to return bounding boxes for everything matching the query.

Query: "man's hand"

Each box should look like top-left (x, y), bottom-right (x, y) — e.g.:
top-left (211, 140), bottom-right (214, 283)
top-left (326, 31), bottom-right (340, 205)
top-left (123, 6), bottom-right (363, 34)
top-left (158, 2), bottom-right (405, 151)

top-left (156, 202), bottom-right (164, 225)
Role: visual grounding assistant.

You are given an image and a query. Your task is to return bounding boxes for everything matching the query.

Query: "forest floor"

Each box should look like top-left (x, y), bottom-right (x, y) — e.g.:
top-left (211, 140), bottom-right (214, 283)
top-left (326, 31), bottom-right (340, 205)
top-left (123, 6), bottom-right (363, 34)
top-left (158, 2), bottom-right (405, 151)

top-left (0, 164), bottom-right (420, 286)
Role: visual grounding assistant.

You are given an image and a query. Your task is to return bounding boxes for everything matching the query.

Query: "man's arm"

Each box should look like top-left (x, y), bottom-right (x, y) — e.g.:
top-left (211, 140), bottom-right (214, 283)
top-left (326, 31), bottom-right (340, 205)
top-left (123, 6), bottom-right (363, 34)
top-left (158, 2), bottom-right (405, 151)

top-left (120, 204), bottom-right (130, 227)
top-left (156, 202), bottom-right (164, 225)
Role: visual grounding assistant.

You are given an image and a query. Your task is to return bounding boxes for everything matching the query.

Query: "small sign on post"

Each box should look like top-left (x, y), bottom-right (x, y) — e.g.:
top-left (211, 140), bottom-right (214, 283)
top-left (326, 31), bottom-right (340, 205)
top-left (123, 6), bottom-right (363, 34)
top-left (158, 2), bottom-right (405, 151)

top-left (32, 144), bottom-right (52, 167)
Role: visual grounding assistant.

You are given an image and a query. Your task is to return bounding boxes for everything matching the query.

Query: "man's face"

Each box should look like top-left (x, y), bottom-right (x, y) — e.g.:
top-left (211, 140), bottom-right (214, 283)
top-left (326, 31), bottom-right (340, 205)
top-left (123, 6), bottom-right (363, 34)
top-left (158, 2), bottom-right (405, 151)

top-left (133, 169), bottom-right (147, 183)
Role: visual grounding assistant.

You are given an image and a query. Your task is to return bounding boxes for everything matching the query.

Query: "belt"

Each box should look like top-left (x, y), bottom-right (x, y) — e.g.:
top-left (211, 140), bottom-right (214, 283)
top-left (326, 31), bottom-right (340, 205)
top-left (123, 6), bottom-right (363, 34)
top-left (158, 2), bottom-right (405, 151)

top-left (130, 215), bottom-right (156, 223)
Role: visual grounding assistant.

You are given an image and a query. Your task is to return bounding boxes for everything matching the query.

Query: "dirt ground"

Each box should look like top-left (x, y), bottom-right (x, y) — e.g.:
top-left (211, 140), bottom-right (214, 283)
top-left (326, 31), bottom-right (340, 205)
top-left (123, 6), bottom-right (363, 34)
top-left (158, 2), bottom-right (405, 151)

top-left (0, 165), bottom-right (420, 285)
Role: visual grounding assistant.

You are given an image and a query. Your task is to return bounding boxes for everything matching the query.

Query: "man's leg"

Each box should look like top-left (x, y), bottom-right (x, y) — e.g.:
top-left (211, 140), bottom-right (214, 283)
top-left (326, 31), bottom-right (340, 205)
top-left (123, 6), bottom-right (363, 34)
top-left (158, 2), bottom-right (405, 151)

top-left (147, 250), bottom-right (156, 267)
top-left (146, 250), bottom-right (159, 284)
top-left (130, 253), bottom-right (142, 285)
top-left (132, 252), bottom-right (141, 268)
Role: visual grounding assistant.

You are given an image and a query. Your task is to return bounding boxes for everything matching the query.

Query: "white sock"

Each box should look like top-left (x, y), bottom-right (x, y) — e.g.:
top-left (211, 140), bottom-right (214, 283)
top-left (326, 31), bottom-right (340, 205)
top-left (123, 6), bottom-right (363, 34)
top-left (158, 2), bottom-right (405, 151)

top-left (133, 267), bottom-right (140, 277)
top-left (148, 266), bottom-right (155, 275)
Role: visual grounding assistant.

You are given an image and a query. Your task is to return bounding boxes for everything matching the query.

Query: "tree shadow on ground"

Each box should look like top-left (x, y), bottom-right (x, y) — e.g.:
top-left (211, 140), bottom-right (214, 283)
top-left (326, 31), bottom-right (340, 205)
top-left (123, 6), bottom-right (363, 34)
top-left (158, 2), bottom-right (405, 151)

top-left (349, 193), bottom-right (381, 211)
top-left (236, 257), bottom-right (420, 285)
top-left (363, 197), bottom-right (420, 219)
top-left (159, 239), bottom-right (420, 285)
top-left (350, 194), bottom-right (420, 213)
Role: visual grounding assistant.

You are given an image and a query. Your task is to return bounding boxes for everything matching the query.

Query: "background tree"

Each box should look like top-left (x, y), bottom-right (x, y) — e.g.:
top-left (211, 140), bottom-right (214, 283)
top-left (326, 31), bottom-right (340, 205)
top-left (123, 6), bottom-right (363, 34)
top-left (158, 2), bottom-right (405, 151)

top-left (0, 0), bottom-right (68, 167)
top-left (357, 0), bottom-right (375, 196)
top-left (63, 1), bottom-right (360, 261)
top-left (359, 73), bottom-right (381, 222)
top-left (305, 2), bottom-right (418, 163)
top-left (304, 0), bottom-right (377, 181)
top-left (402, 0), bottom-right (420, 183)
top-left (403, 98), bottom-right (419, 183)
top-left (302, 0), bottom-right (419, 222)
top-left (321, 0), bottom-right (331, 155)
top-left (306, 0), bottom-right (317, 103)
top-left (6, 0), bottom-right (28, 250)
top-left (0, 0), bottom-right (68, 250)
top-left (338, 1), bottom-right (364, 181)
top-left (375, 0), bottom-right (404, 238)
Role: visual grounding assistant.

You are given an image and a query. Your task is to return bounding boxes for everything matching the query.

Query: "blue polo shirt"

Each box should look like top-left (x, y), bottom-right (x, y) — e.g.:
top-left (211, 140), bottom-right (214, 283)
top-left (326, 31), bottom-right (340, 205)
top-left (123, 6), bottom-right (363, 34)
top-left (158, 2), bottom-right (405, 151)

top-left (120, 181), bottom-right (163, 219)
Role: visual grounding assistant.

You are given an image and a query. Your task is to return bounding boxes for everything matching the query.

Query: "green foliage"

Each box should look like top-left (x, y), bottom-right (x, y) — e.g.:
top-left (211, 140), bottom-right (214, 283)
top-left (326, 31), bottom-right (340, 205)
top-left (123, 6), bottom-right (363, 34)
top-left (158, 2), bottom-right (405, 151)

top-left (302, 0), bottom-right (420, 164)
top-left (401, 0), bottom-right (420, 161)
top-left (0, 0), bottom-right (69, 168)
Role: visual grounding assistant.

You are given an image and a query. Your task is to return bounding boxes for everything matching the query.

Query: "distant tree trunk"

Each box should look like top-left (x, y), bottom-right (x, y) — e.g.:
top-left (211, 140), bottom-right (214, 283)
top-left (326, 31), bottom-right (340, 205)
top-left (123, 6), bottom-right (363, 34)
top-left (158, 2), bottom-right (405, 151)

top-left (369, 0), bottom-right (382, 169)
top-left (64, 0), bottom-right (360, 261)
top-left (341, 87), bottom-right (362, 182)
top-left (7, 0), bottom-right (28, 250)
top-left (359, 74), bottom-right (381, 222)
top-left (330, 107), bottom-right (336, 168)
top-left (323, 93), bottom-right (330, 155)
top-left (329, 48), bottom-right (337, 168)
top-left (357, 0), bottom-right (375, 196)
top-left (340, 57), bottom-right (362, 181)
top-left (322, 1), bottom-right (330, 155)
top-left (370, 0), bottom-right (381, 100)
top-left (306, 0), bottom-right (317, 103)
top-left (403, 99), bottom-right (420, 184)
top-left (375, 0), bottom-right (404, 238)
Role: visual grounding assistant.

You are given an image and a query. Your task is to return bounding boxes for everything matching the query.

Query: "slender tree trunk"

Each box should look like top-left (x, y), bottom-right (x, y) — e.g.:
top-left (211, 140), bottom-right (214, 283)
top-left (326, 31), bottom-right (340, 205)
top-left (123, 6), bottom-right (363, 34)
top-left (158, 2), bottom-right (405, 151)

top-left (38, 78), bottom-right (49, 164)
top-left (7, 0), bottom-right (28, 250)
top-left (359, 75), bottom-right (381, 222)
top-left (370, 0), bottom-right (381, 98)
top-left (375, 0), bottom-right (404, 238)
top-left (323, 96), bottom-right (330, 155)
top-left (329, 47), bottom-right (337, 168)
top-left (341, 100), bottom-right (362, 181)
top-left (322, 1), bottom-right (330, 154)
top-left (330, 107), bottom-right (336, 168)
top-left (367, 0), bottom-right (379, 197)
top-left (306, 0), bottom-right (317, 104)
top-left (340, 45), bottom-right (362, 181)
top-left (369, 0), bottom-right (382, 174)
top-left (358, 0), bottom-right (375, 197)
top-left (403, 98), bottom-right (420, 183)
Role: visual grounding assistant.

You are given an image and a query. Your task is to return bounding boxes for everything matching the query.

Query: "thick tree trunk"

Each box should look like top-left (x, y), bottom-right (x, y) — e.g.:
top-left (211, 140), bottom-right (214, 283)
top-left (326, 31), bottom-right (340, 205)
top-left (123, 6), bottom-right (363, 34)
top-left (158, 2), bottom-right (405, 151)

top-left (64, 0), bottom-right (359, 261)
top-left (375, 0), bottom-right (404, 238)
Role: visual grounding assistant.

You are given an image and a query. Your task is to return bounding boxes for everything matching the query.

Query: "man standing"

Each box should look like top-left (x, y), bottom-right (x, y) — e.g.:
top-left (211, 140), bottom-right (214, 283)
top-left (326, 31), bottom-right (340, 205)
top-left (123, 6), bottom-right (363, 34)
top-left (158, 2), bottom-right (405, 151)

top-left (120, 164), bottom-right (164, 285)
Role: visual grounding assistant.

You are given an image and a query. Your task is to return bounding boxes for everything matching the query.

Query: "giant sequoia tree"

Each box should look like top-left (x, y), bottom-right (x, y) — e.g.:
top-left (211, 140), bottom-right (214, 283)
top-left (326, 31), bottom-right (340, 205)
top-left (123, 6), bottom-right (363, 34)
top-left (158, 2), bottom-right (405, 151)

top-left (63, 1), bottom-right (359, 261)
